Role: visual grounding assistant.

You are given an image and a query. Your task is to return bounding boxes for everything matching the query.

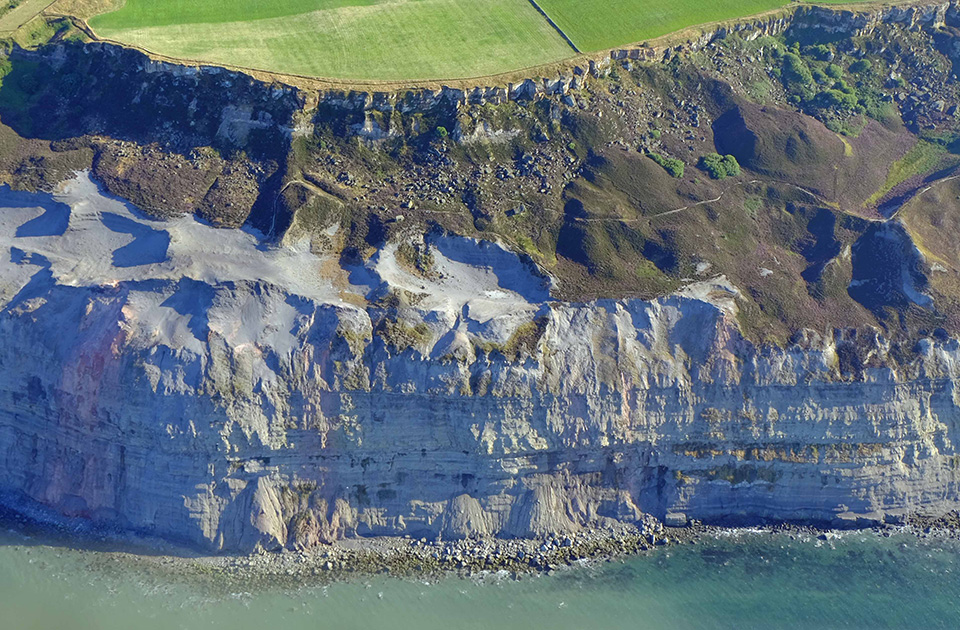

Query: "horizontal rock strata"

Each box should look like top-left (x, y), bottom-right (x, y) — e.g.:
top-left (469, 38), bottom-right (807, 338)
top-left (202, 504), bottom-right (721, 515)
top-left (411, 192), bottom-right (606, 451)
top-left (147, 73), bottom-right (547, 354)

top-left (1, 175), bottom-right (959, 552)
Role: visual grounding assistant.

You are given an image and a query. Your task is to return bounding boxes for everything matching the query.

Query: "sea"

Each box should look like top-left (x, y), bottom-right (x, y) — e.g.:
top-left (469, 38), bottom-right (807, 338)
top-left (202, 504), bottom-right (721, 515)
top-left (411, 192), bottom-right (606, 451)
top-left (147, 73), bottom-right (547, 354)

top-left (2, 528), bottom-right (959, 630)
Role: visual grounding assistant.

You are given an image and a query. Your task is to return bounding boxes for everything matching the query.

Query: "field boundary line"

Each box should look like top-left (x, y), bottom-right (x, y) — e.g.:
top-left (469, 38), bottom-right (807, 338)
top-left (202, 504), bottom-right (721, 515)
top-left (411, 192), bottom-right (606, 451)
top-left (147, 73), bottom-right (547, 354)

top-left (66, 13), bottom-right (587, 90)
top-left (0, 0), bottom-right (59, 33)
top-left (525, 0), bottom-right (579, 53)
top-left (44, 0), bottom-right (921, 88)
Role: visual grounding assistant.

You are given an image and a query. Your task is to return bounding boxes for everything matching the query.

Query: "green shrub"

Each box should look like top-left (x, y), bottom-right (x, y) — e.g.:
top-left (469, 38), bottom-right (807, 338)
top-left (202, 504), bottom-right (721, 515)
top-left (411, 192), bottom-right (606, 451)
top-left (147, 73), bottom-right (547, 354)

top-left (825, 63), bottom-right (843, 79)
top-left (805, 44), bottom-right (832, 61)
top-left (435, 126), bottom-right (448, 138)
top-left (647, 152), bottom-right (685, 178)
top-left (782, 53), bottom-right (813, 87)
top-left (816, 89), bottom-right (859, 111)
top-left (849, 59), bottom-right (873, 75)
top-left (833, 79), bottom-right (854, 94)
top-left (698, 153), bottom-right (741, 179)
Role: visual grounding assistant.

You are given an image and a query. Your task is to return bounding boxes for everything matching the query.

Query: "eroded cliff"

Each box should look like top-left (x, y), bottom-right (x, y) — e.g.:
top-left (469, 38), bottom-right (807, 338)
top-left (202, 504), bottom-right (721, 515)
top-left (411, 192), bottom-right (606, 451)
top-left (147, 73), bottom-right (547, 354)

top-left (1, 174), bottom-right (959, 552)
top-left (3, 1), bottom-right (960, 554)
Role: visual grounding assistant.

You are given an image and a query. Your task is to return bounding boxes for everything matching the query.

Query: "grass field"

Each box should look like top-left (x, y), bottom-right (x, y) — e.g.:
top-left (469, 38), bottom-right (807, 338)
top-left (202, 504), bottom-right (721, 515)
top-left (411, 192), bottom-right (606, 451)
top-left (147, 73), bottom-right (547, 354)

top-left (78, 0), bottom-right (878, 81)
top-left (87, 0), bottom-right (575, 81)
top-left (535, 0), bottom-right (789, 52)
top-left (0, 0), bottom-right (56, 32)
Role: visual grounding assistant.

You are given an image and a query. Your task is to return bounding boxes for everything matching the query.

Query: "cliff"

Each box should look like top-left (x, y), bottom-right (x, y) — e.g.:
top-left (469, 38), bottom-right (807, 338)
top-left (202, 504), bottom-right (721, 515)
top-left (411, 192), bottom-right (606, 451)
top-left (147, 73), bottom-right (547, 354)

top-left (1, 173), bottom-right (959, 553)
top-left (3, 1), bottom-right (960, 554)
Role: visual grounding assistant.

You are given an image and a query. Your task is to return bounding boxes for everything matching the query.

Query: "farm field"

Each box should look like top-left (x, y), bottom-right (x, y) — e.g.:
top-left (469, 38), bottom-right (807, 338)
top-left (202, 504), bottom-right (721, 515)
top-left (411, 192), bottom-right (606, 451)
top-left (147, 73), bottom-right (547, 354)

top-left (86, 0), bottom-right (575, 81)
top-left (535, 0), bottom-right (789, 52)
top-left (76, 0), bottom-right (879, 81)
top-left (0, 0), bottom-right (57, 32)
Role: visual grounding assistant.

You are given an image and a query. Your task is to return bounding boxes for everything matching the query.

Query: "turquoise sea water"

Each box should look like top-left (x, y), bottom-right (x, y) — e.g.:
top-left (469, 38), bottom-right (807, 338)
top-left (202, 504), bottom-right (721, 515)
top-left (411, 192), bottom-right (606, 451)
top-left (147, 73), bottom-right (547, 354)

top-left (2, 530), bottom-right (959, 630)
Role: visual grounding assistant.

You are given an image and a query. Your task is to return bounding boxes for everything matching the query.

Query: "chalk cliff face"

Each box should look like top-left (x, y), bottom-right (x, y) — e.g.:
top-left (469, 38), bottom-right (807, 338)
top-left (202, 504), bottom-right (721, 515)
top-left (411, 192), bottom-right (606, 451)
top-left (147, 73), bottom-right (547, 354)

top-left (1, 173), bottom-right (959, 552)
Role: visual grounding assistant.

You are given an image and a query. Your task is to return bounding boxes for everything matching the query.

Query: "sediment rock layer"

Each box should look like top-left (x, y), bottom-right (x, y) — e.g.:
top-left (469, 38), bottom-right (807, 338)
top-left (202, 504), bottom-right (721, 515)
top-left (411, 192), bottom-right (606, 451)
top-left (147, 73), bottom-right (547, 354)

top-left (1, 175), bottom-right (959, 552)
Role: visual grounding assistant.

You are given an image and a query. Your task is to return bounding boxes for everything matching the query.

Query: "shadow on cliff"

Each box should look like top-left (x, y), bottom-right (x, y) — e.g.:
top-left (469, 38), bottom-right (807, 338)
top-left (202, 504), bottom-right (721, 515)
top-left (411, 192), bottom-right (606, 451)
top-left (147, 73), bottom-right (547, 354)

top-left (6, 189), bottom-right (71, 238)
top-left (0, 497), bottom-right (207, 559)
top-left (0, 43), bottom-right (300, 162)
top-left (0, 43), bottom-right (301, 233)
top-left (848, 222), bottom-right (932, 313)
top-left (160, 278), bottom-right (215, 343)
top-left (4, 249), bottom-right (53, 309)
top-left (100, 212), bottom-right (171, 268)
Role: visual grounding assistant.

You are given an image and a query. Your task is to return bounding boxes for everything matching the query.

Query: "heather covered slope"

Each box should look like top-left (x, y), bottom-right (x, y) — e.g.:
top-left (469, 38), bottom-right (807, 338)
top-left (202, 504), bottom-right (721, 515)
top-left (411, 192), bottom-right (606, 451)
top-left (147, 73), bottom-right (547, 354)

top-left (555, 149), bottom-right (882, 342)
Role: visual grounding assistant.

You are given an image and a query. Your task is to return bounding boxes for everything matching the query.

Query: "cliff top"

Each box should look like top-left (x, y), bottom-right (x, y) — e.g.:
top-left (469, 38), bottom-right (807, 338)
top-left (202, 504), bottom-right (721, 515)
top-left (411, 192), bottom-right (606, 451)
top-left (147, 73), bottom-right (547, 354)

top-left (26, 0), bottom-right (901, 86)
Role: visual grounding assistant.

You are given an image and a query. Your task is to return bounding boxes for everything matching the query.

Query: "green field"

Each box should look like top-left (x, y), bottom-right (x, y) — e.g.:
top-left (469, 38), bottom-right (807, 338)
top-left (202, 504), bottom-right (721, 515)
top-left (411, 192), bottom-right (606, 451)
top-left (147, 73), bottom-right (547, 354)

top-left (0, 0), bottom-right (56, 32)
top-left (536, 0), bottom-right (788, 52)
top-left (84, 0), bottom-right (873, 81)
top-left (88, 0), bottom-right (575, 81)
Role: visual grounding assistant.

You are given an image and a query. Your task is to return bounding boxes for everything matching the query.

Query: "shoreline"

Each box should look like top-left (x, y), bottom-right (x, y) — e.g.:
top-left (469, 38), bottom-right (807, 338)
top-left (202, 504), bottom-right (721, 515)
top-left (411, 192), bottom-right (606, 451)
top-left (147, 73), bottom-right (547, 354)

top-left (5, 505), bottom-right (960, 590)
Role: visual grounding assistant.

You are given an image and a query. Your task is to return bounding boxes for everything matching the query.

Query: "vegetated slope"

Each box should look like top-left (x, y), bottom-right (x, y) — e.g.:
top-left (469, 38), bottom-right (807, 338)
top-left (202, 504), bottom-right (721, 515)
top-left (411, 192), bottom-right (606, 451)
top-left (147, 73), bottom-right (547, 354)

top-left (2, 4), bottom-right (959, 347)
top-left (898, 176), bottom-right (960, 331)
top-left (712, 100), bottom-right (910, 210)
top-left (87, 0), bottom-right (574, 80)
top-left (556, 148), bottom-right (881, 342)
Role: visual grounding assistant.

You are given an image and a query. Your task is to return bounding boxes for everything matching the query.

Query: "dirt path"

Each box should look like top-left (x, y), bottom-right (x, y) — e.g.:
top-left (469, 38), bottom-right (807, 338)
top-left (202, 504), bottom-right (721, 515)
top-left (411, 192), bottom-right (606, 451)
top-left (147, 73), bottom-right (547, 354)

top-left (887, 173), bottom-right (960, 221)
top-left (568, 176), bottom-right (937, 226)
top-left (572, 179), bottom-right (761, 223)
